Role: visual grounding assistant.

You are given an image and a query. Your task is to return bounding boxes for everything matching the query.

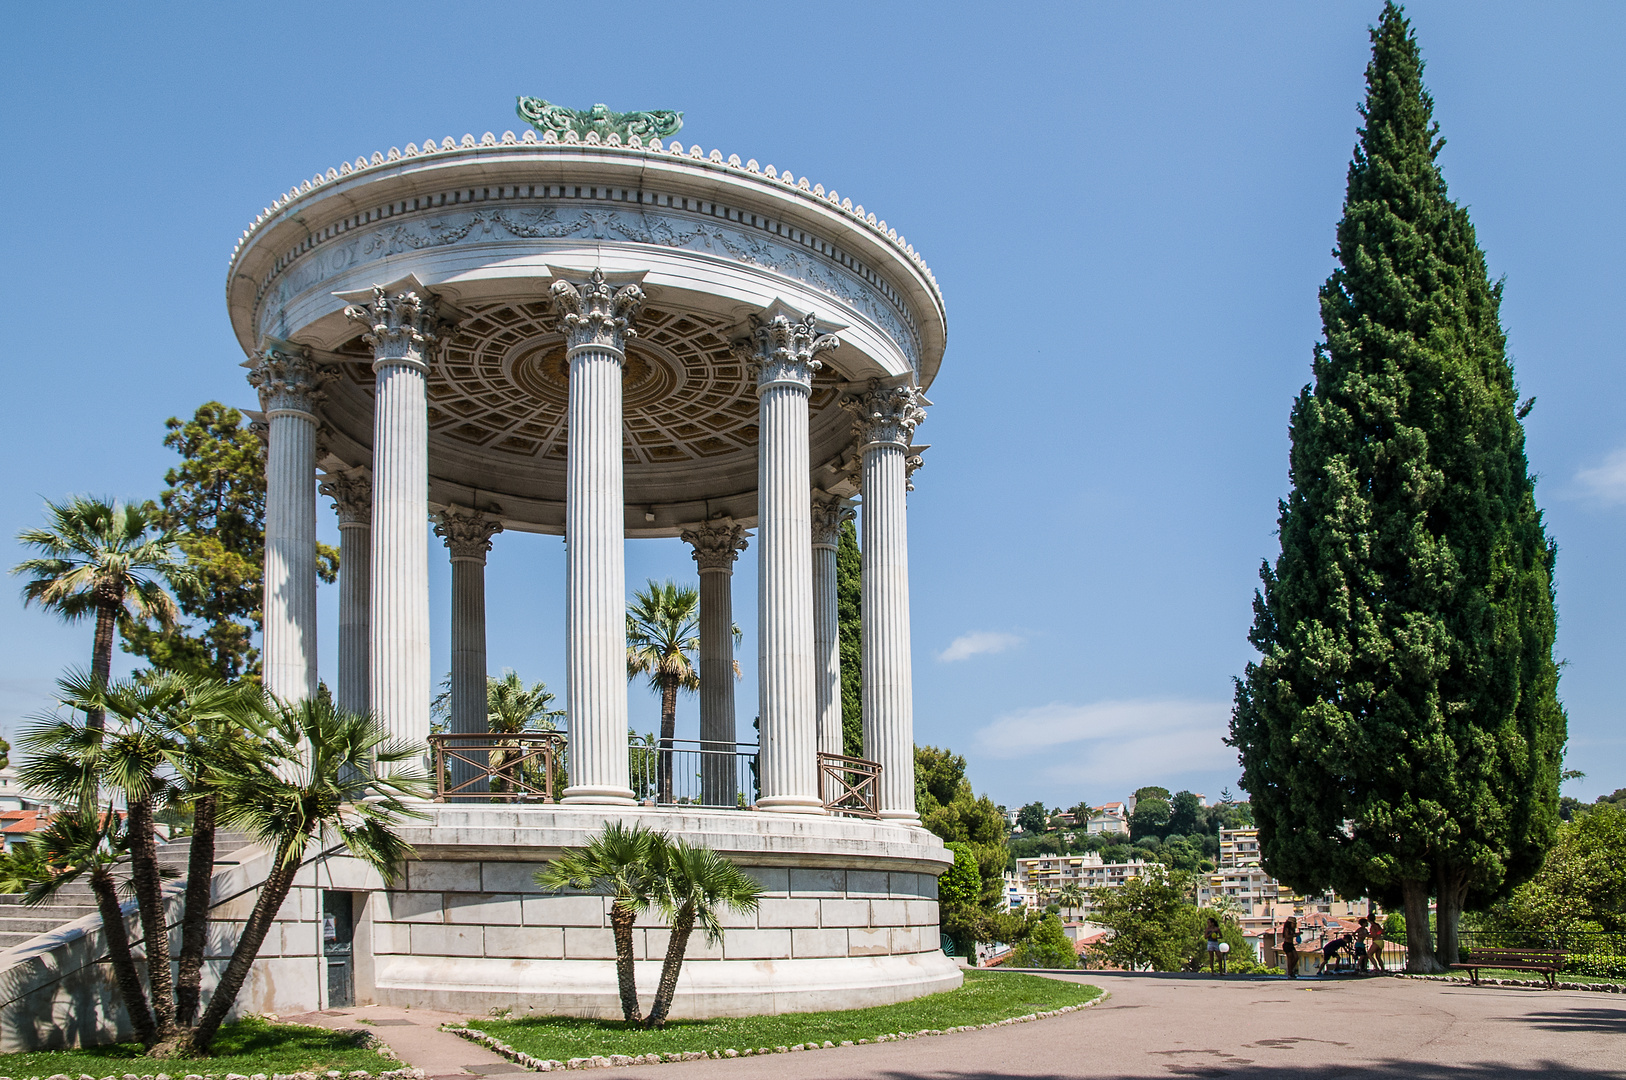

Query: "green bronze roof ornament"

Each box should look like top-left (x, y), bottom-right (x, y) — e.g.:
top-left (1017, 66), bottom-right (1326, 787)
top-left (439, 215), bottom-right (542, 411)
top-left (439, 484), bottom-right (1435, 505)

top-left (516, 97), bottom-right (683, 144)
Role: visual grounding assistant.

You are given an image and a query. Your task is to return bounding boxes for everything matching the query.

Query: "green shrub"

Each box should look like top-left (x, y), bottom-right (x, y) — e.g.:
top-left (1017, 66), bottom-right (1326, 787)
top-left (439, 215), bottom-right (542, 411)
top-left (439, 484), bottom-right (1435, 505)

top-left (1009, 913), bottom-right (1078, 969)
top-left (1563, 953), bottom-right (1626, 980)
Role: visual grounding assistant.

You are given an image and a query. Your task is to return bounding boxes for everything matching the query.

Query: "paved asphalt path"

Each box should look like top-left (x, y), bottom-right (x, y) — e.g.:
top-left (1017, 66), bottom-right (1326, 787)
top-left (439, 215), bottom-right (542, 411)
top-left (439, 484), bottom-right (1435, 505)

top-left (590, 971), bottom-right (1626, 1080)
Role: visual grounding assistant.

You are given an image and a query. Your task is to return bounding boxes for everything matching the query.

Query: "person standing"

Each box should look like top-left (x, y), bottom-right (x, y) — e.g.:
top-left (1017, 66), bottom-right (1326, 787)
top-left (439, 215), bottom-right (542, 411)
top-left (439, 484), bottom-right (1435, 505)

top-left (1281, 915), bottom-right (1299, 979)
top-left (1368, 916), bottom-right (1387, 973)
top-left (1354, 917), bottom-right (1371, 973)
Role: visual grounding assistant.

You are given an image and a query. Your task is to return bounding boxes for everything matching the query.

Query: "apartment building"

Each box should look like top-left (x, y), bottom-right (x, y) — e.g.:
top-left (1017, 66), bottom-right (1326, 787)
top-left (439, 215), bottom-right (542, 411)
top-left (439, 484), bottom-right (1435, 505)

top-left (1008, 852), bottom-right (1151, 913)
top-left (1197, 827), bottom-right (1368, 938)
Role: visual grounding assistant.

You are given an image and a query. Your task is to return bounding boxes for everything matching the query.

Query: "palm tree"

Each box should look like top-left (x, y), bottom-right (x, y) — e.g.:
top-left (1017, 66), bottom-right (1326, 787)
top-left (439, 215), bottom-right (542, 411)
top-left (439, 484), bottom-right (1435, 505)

top-left (627, 581), bottom-right (701, 804)
top-left (185, 696), bottom-right (425, 1053)
top-left (1058, 882), bottom-right (1085, 923)
top-left (19, 671), bottom-right (262, 1041)
top-left (643, 839), bottom-right (761, 1028)
top-left (536, 821), bottom-right (668, 1025)
top-left (12, 497), bottom-right (188, 728)
top-left (21, 808), bottom-right (156, 1046)
top-left (483, 670), bottom-right (564, 797)
top-left (21, 672), bottom-right (183, 1039)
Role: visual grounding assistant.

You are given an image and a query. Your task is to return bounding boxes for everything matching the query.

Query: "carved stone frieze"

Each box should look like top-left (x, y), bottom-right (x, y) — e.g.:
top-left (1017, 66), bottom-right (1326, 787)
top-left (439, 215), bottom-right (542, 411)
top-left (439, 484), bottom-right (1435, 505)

top-left (319, 471), bottom-right (372, 527)
top-left (551, 269), bottom-right (644, 355)
top-left (681, 518), bottom-right (749, 572)
top-left (811, 494), bottom-right (855, 549)
top-left (435, 506), bottom-right (503, 561)
top-left (516, 98), bottom-right (683, 144)
top-left (247, 344), bottom-right (331, 416)
top-left (264, 207), bottom-right (919, 367)
top-left (747, 313), bottom-right (839, 393)
top-left (844, 381), bottom-right (928, 451)
top-left (343, 286), bottom-right (442, 370)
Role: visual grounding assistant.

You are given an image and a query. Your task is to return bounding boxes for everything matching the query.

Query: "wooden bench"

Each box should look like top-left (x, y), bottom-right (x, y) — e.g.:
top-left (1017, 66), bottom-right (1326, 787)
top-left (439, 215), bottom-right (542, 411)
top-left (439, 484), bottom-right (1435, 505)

top-left (1451, 947), bottom-right (1564, 988)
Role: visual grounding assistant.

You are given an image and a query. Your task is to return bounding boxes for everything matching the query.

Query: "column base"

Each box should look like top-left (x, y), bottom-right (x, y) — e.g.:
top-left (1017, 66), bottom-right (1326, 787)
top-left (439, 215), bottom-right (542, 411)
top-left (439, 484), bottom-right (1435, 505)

top-left (561, 786), bottom-right (638, 806)
top-left (756, 795), bottom-right (826, 814)
top-left (881, 811), bottom-right (923, 827)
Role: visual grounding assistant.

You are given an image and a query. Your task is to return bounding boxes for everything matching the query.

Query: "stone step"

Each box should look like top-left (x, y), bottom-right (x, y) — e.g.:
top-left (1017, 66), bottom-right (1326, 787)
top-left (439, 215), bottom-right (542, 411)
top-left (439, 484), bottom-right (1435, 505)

top-left (0, 931), bottom-right (40, 948)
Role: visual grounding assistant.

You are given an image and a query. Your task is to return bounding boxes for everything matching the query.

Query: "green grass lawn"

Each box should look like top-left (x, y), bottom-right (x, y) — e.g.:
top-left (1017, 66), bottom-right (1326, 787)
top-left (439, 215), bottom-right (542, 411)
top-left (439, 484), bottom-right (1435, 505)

top-left (1464, 968), bottom-right (1626, 985)
top-left (467, 970), bottom-right (1101, 1061)
top-left (0, 1018), bottom-right (392, 1078)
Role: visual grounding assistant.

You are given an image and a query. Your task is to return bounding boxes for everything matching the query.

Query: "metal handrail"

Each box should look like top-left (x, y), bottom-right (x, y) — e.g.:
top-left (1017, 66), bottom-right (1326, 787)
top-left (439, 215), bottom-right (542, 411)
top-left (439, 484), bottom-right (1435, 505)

top-left (429, 731), bottom-right (565, 802)
top-left (629, 738), bottom-right (760, 808)
top-left (818, 751), bottom-right (882, 819)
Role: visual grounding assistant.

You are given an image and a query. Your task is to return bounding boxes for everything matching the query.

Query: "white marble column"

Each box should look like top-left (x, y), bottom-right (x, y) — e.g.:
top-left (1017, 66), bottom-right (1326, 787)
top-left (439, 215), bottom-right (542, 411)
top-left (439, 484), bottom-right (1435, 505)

top-left (811, 494), bottom-right (855, 759)
top-left (436, 507), bottom-right (502, 790)
top-left (844, 382), bottom-right (928, 824)
top-left (750, 313), bottom-right (839, 814)
top-left (344, 287), bottom-right (440, 760)
top-left (249, 345), bottom-right (328, 704)
top-left (319, 471), bottom-right (371, 716)
top-left (681, 518), bottom-right (748, 806)
top-left (554, 270), bottom-right (644, 805)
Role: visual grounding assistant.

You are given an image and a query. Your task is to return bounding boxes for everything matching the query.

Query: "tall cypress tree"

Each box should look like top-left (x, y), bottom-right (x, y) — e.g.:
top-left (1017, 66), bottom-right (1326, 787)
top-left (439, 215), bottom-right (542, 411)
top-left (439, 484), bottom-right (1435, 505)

top-left (1229, 2), bottom-right (1564, 973)
top-left (836, 517), bottom-right (864, 757)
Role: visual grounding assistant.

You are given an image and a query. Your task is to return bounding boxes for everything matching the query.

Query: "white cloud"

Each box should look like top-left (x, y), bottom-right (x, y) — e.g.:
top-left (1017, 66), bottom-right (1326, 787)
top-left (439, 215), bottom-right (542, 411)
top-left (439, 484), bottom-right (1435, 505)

top-left (1574, 448), bottom-right (1626, 506)
top-left (973, 698), bottom-right (1235, 789)
top-left (938, 631), bottom-right (1024, 663)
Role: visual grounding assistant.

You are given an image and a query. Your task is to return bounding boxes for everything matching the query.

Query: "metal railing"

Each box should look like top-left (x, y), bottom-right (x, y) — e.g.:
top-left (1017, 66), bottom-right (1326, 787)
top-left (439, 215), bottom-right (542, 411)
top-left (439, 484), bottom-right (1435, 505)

top-left (629, 738), bottom-right (760, 808)
top-left (818, 751), bottom-right (882, 819)
top-left (429, 731), bottom-right (565, 802)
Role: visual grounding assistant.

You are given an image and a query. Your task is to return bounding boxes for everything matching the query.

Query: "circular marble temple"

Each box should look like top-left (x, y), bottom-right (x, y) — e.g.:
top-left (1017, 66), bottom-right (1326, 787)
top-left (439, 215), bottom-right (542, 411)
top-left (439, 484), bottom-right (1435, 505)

top-left (223, 100), bottom-right (956, 1019)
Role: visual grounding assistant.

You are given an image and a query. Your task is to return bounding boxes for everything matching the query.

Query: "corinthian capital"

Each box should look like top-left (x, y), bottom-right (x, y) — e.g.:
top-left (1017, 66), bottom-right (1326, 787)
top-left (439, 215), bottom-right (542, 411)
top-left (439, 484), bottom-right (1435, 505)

top-left (319, 471), bottom-right (371, 527)
top-left (343, 285), bottom-right (442, 371)
top-left (551, 269), bottom-right (644, 355)
top-left (746, 312), bottom-right (839, 393)
top-left (811, 494), bottom-right (855, 549)
top-left (247, 344), bottom-right (331, 416)
top-left (435, 506), bottom-right (504, 562)
top-left (843, 381), bottom-right (929, 451)
top-left (681, 517), bottom-right (749, 573)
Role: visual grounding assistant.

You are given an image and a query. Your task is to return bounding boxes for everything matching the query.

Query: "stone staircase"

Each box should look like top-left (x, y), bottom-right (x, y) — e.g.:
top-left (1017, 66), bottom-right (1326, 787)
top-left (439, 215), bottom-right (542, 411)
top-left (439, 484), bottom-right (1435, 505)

top-left (0, 831), bottom-right (259, 950)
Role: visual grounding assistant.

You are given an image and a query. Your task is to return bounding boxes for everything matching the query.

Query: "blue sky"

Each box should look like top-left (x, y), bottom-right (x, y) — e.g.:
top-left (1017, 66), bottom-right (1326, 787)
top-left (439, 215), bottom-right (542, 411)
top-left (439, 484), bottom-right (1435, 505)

top-left (2, 2), bottom-right (1622, 810)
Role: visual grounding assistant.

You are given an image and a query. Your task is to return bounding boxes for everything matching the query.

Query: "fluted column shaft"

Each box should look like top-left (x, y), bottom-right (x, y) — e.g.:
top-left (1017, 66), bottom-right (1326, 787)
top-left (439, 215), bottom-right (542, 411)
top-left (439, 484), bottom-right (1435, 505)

top-left (321, 473), bottom-right (371, 716)
top-left (554, 270), bottom-right (644, 805)
top-left (846, 383), bottom-right (928, 824)
top-left (683, 520), bottom-right (747, 806)
top-left (751, 313), bottom-right (838, 814)
top-left (345, 287), bottom-right (439, 762)
top-left (812, 497), bottom-right (853, 758)
top-left (250, 346), bottom-right (327, 704)
top-left (438, 508), bottom-right (501, 790)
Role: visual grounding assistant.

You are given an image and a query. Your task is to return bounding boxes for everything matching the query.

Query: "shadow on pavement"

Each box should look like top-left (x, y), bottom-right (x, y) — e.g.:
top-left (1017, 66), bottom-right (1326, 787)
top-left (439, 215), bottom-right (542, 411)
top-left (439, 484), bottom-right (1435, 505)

top-left (865, 1060), bottom-right (1622, 1080)
top-left (1490, 1006), bottom-right (1626, 1035)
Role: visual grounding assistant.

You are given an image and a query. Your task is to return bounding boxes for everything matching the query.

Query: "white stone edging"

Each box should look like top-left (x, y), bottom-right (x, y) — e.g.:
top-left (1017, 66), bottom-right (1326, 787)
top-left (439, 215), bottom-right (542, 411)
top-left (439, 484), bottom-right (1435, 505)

top-left (228, 130), bottom-right (939, 294)
top-left (0, 1071), bottom-right (425, 1080)
top-left (1393, 972), bottom-right (1625, 993)
top-left (441, 990), bottom-right (1108, 1072)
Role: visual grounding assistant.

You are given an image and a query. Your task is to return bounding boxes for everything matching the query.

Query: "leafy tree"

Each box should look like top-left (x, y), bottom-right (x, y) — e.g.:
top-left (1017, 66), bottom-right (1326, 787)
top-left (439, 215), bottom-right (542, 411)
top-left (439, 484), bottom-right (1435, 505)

top-left (937, 841), bottom-right (984, 955)
top-left (1067, 800), bottom-right (1093, 824)
top-left (12, 497), bottom-right (187, 727)
top-left (1492, 802), bottom-right (1626, 935)
top-left (1057, 882), bottom-right (1085, 921)
top-left (121, 404), bottom-right (336, 680)
top-left (538, 821), bottom-right (668, 1025)
top-left (643, 839), bottom-right (761, 1028)
top-left (1087, 864), bottom-right (1194, 971)
top-left (1016, 800), bottom-right (1049, 835)
top-left (836, 519), bottom-right (863, 756)
top-left (1129, 796), bottom-right (1171, 841)
top-left (1009, 913), bottom-right (1077, 969)
top-left (1228, 3), bottom-right (1564, 973)
top-left (1168, 791), bottom-right (1202, 835)
top-left (188, 696), bottom-right (424, 1053)
top-left (915, 745), bottom-right (1009, 912)
top-left (0, 735), bottom-right (8, 770)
